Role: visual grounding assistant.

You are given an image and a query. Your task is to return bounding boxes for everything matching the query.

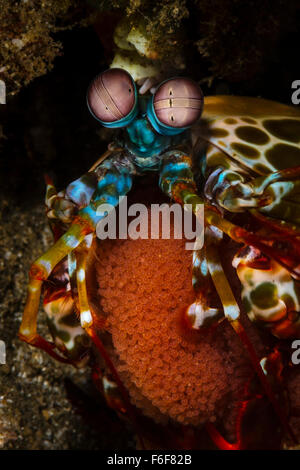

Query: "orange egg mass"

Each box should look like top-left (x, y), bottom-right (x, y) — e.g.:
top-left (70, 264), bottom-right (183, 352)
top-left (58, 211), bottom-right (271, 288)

top-left (92, 207), bottom-right (262, 435)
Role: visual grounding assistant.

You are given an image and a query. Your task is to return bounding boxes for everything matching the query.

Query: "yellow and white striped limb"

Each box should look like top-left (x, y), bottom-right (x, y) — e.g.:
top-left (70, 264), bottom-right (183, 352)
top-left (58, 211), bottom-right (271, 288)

top-left (75, 235), bottom-right (94, 329)
top-left (206, 243), bottom-right (241, 328)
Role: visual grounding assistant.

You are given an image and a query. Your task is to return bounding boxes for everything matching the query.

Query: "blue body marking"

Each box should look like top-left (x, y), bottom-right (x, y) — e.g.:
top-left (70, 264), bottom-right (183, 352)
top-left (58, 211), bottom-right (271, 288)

top-left (80, 93), bottom-right (191, 225)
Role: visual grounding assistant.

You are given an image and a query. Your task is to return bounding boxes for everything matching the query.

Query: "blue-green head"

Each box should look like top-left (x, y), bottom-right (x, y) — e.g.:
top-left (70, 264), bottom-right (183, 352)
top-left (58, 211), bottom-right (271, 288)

top-left (87, 68), bottom-right (203, 157)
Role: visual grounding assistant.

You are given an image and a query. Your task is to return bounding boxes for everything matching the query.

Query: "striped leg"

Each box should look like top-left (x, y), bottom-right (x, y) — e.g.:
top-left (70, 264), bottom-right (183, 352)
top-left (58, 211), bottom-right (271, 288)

top-left (204, 168), bottom-right (272, 212)
top-left (185, 241), bottom-right (223, 329)
top-left (205, 165), bottom-right (300, 212)
top-left (42, 258), bottom-right (90, 365)
top-left (159, 151), bottom-right (300, 277)
top-left (19, 159), bottom-right (133, 361)
top-left (159, 150), bottom-right (221, 328)
top-left (74, 234), bottom-right (94, 329)
top-left (159, 150), bottom-right (296, 442)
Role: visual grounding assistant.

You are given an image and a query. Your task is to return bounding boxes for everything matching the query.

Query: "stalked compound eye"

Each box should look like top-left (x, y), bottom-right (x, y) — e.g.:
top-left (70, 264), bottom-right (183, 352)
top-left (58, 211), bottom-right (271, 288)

top-left (87, 68), bottom-right (138, 128)
top-left (148, 77), bottom-right (204, 135)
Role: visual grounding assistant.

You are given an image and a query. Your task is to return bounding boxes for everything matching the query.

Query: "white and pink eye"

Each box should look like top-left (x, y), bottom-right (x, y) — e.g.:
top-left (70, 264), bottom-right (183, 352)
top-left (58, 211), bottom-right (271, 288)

top-left (152, 77), bottom-right (203, 128)
top-left (87, 68), bottom-right (137, 127)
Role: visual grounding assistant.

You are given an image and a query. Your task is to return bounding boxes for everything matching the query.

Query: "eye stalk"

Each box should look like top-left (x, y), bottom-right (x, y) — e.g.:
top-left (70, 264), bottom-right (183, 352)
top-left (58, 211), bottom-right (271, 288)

top-left (87, 68), bottom-right (138, 128)
top-left (147, 77), bottom-right (204, 136)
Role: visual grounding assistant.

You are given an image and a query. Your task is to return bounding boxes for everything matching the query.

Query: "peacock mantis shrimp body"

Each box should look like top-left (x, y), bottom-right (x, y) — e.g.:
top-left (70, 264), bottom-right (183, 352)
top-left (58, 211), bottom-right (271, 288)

top-left (19, 68), bottom-right (300, 448)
